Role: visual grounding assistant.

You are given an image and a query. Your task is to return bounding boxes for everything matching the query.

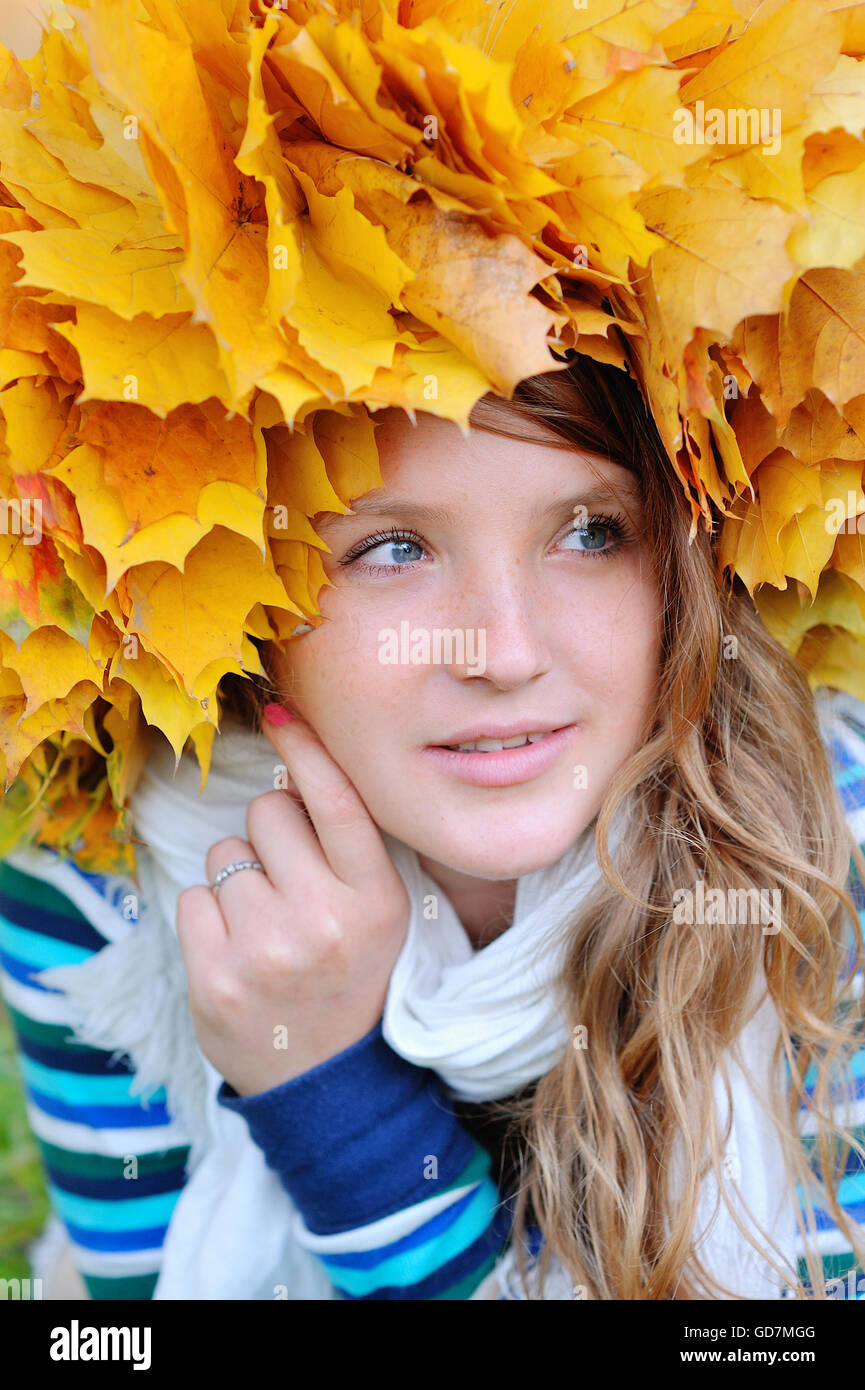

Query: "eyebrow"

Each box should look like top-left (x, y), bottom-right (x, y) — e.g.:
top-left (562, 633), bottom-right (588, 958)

top-left (336, 479), bottom-right (642, 527)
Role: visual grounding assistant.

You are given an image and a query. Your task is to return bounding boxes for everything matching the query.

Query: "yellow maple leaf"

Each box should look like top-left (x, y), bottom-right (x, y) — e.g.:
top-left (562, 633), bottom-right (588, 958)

top-left (735, 270), bottom-right (865, 427)
top-left (122, 526), bottom-right (301, 694)
top-left (638, 184), bottom-right (799, 364)
top-left (52, 304), bottom-right (232, 418)
top-left (1, 0), bottom-right (865, 866)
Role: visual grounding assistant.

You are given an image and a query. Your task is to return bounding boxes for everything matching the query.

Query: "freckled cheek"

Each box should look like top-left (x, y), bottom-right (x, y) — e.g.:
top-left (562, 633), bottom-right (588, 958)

top-left (558, 582), bottom-right (661, 693)
top-left (575, 595), bottom-right (661, 776)
top-left (610, 587), bottom-right (664, 734)
top-left (280, 622), bottom-right (419, 749)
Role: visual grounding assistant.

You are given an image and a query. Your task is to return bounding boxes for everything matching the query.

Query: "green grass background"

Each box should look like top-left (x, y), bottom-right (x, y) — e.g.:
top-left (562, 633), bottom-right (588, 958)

top-left (0, 997), bottom-right (48, 1280)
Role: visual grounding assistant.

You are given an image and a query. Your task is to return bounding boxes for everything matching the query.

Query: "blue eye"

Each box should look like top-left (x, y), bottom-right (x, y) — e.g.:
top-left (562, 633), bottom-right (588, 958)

top-left (363, 537), bottom-right (424, 567)
top-left (338, 512), bottom-right (633, 576)
top-left (558, 514), bottom-right (629, 556)
top-left (339, 527), bottom-right (428, 574)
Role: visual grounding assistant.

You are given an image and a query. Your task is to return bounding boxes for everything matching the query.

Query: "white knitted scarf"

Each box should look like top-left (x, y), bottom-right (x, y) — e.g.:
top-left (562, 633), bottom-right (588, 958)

top-left (9, 718), bottom-right (798, 1299)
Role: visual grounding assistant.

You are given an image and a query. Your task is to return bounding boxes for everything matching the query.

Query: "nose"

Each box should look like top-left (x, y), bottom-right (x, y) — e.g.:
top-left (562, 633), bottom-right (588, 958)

top-left (444, 565), bottom-right (553, 691)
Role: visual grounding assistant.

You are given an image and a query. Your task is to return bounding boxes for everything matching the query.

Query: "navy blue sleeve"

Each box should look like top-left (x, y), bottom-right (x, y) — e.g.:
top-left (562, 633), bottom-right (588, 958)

top-left (216, 1021), bottom-right (478, 1235)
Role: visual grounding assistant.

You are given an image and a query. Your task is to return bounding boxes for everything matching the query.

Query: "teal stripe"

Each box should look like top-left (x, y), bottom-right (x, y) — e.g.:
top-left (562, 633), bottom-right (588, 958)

top-left (20, 1055), bottom-right (165, 1107)
top-left (0, 917), bottom-right (94, 969)
top-left (840, 1170), bottom-right (865, 1206)
top-left (801, 1047), bottom-right (865, 1092)
top-left (320, 1178), bottom-right (500, 1295)
top-left (797, 1169), bottom-right (865, 1209)
top-left (47, 1181), bottom-right (182, 1232)
top-left (444, 1145), bottom-right (491, 1194)
top-left (431, 1250), bottom-right (500, 1299)
top-left (83, 1273), bottom-right (158, 1301)
top-left (83, 1272), bottom-right (159, 1301)
top-left (0, 859), bottom-right (88, 919)
top-left (38, 1139), bottom-right (189, 1179)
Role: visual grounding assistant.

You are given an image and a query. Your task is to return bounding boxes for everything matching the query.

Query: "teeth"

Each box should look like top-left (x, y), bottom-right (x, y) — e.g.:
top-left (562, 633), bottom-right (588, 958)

top-left (449, 731), bottom-right (552, 752)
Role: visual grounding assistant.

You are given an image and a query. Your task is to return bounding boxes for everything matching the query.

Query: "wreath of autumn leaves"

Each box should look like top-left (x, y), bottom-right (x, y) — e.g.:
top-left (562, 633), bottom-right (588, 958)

top-left (1, 0), bottom-right (864, 870)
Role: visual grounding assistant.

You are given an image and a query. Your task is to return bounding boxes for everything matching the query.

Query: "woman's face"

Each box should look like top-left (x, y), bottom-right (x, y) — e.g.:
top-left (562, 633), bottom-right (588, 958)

top-left (269, 408), bottom-right (663, 880)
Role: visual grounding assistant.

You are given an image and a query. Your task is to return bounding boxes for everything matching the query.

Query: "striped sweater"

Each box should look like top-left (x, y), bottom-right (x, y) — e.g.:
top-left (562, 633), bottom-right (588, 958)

top-left (1, 686), bottom-right (864, 1299)
top-left (0, 858), bottom-right (508, 1300)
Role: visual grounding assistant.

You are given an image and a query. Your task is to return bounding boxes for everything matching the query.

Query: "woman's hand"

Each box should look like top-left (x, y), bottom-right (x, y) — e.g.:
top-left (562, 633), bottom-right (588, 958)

top-left (175, 705), bottom-right (411, 1097)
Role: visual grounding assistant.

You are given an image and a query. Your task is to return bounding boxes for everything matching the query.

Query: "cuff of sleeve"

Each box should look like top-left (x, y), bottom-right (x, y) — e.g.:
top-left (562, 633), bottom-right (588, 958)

top-left (217, 1021), bottom-right (475, 1234)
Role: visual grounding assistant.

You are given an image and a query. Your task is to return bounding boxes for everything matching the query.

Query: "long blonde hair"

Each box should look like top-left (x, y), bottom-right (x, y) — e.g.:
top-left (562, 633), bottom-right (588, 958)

top-left (465, 356), bottom-right (865, 1299)
top-left (225, 353), bottom-right (865, 1298)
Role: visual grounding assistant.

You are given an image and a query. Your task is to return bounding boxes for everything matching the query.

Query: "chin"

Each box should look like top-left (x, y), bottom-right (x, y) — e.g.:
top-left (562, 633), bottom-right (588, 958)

top-left (418, 820), bottom-right (593, 881)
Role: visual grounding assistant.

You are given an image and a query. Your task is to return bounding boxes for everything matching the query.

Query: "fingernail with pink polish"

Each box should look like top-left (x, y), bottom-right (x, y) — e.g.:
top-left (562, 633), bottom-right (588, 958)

top-left (263, 702), bottom-right (293, 726)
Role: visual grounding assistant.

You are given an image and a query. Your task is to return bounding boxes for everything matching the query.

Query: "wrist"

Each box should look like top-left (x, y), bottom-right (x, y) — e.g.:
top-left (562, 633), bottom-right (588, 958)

top-left (218, 1022), bottom-right (475, 1232)
top-left (222, 1015), bottom-right (385, 1098)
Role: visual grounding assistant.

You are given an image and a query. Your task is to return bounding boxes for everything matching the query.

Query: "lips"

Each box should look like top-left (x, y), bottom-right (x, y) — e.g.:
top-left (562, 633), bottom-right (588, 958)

top-left (422, 723), bottom-right (579, 788)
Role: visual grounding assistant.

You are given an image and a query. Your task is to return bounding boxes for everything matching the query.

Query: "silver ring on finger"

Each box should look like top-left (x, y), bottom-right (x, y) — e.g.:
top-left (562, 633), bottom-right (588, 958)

top-left (211, 859), bottom-right (265, 892)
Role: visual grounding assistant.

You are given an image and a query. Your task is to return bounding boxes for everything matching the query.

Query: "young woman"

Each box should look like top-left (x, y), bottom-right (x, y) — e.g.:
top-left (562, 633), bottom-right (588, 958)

top-left (2, 357), bottom-right (864, 1300)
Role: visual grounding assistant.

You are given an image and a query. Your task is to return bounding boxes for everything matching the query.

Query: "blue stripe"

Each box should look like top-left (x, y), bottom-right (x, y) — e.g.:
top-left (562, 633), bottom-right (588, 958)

top-left (798, 1175), bottom-right (865, 1210)
top-left (839, 779), bottom-right (865, 814)
top-left (64, 1220), bottom-right (170, 1254)
top-left (795, 1076), bottom-right (865, 1109)
top-left (0, 919), bottom-right (95, 970)
top-left (839, 1170), bottom-right (865, 1205)
top-left (48, 1181), bottom-right (182, 1232)
top-left (833, 757), bottom-right (865, 789)
top-left (801, 1051), bottom-right (865, 1093)
top-left (830, 738), bottom-right (862, 773)
top-left (805, 1146), bottom-right (865, 1182)
top-left (27, 1087), bottom-right (172, 1128)
top-left (525, 1223), bottom-right (544, 1257)
top-left (322, 1179), bottom-right (503, 1293)
top-left (21, 1055), bottom-right (163, 1106)
top-left (322, 1181), bottom-right (484, 1271)
top-left (808, 1198), bottom-right (865, 1232)
top-left (0, 948), bottom-right (63, 992)
top-left (13, 1031), bottom-right (135, 1076)
top-left (0, 895), bottom-right (106, 950)
top-left (798, 1172), bottom-right (865, 1226)
top-left (67, 863), bottom-right (133, 909)
top-left (45, 1164), bottom-right (187, 1201)
top-left (342, 1206), bottom-right (512, 1300)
